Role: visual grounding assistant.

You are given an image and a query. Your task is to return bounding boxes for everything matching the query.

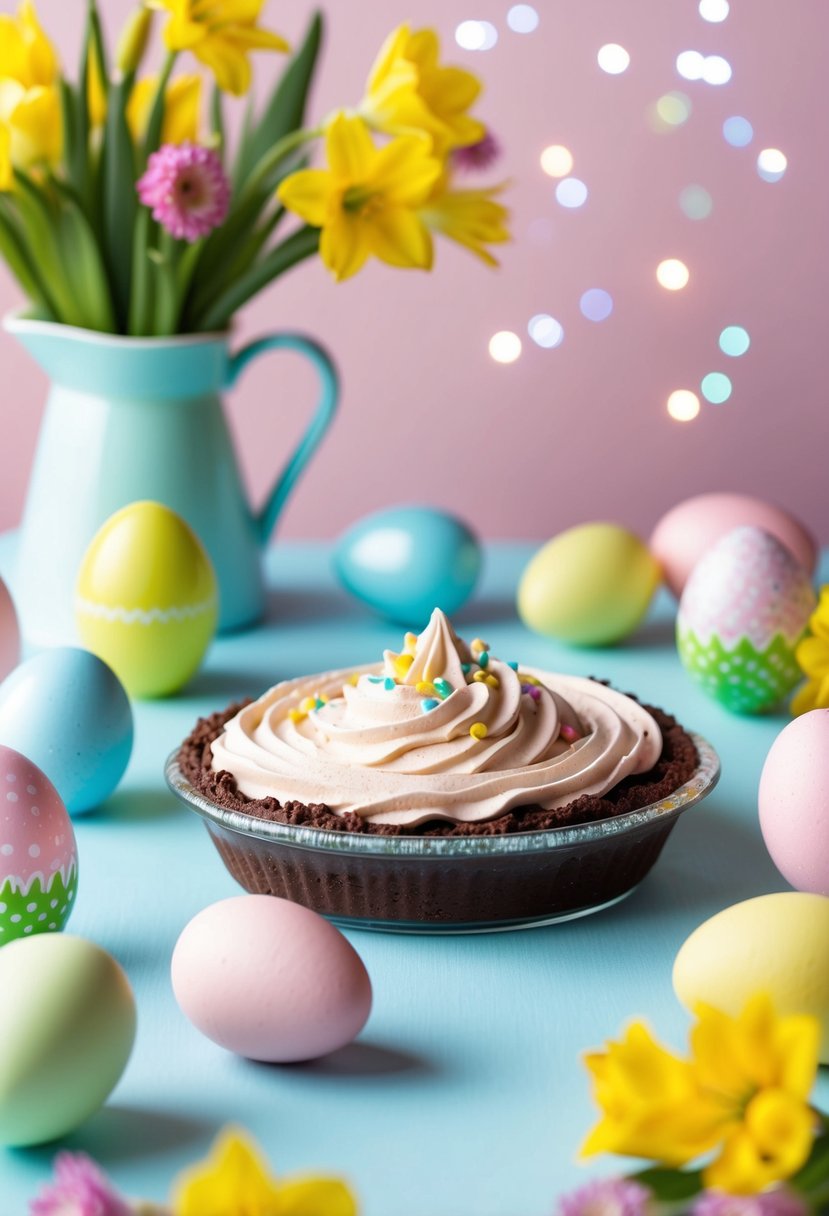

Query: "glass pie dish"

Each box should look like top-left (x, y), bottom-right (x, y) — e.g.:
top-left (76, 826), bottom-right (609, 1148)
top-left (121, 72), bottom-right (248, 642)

top-left (164, 733), bottom-right (719, 935)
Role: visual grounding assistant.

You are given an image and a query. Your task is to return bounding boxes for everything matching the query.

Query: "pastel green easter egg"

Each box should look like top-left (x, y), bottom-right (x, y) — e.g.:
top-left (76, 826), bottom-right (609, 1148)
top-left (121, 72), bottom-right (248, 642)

top-left (676, 526), bottom-right (815, 714)
top-left (75, 501), bottom-right (218, 699)
top-left (517, 523), bottom-right (660, 646)
top-left (0, 934), bottom-right (136, 1145)
top-left (673, 893), bottom-right (829, 1063)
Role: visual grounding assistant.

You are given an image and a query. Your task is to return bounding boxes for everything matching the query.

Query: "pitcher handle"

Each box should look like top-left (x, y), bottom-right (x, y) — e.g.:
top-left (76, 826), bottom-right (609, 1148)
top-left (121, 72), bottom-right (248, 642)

top-left (225, 333), bottom-right (339, 547)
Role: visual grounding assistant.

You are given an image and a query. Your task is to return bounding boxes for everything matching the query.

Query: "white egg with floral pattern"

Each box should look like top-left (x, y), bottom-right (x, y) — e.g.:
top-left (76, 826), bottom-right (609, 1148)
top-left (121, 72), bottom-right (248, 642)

top-left (0, 746), bottom-right (77, 946)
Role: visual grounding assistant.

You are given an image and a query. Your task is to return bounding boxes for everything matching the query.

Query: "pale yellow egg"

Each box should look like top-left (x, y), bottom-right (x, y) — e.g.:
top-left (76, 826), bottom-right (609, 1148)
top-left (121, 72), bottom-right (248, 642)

top-left (75, 501), bottom-right (217, 698)
top-left (517, 522), bottom-right (661, 646)
top-left (673, 893), bottom-right (829, 1062)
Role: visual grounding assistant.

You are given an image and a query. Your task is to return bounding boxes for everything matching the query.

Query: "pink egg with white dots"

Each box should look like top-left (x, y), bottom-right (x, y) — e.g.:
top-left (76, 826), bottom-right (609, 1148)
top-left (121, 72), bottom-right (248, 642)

top-left (0, 745), bottom-right (77, 946)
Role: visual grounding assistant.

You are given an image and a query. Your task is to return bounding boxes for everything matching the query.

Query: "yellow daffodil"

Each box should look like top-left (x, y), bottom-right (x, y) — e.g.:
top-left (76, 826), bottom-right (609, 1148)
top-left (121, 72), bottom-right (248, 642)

top-left (278, 111), bottom-right (442, 281)
top-left (87, 46), bottom-right (107, 129)
top-left (149, 0), bottom-right (289, 96)
top-left (420, 173), bottom-right (510, 266)
top-left (128, 74), bottom-right (202, 145)
top-left (360, 24), bottom-right (485, 154)
top-left (792, 585), bottom-right (829, 715)
top-left (0, 0), bottom-right (61, 175)
top-left (583, 994), bottom-right (820, 1195)
top-left (0, 0), bottom-right (58, 91)
top-left (172, 1128), bottom-right (357, 1216)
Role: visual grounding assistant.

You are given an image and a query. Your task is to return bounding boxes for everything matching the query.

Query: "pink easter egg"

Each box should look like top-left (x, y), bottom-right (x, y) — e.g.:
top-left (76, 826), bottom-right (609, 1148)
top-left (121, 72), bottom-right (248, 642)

top-left (759, 710), bottom-right (829, 896)
top-left (0, 745), bottom-right (78, 943)
top-left (651, 492), bottom-right (817, 598)
top-left (0, 578), bottom-right (20, 683)
top-left (172, 895), bottom-right (372, 1062)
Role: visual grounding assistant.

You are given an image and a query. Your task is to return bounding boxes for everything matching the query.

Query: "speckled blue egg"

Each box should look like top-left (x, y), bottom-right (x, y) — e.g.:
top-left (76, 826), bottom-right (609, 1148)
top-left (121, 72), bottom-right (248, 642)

top-left (0, 649), bottom-right (133, 816)
top-left (334, 506), bottom-right (481, 626)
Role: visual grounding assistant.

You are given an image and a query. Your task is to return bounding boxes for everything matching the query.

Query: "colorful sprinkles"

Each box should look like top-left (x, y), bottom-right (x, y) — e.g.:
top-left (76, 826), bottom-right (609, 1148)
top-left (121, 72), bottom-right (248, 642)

top-left (421, 698), bottom-right (440, 713)
top-left (469, 722), bottom-right (488, 740)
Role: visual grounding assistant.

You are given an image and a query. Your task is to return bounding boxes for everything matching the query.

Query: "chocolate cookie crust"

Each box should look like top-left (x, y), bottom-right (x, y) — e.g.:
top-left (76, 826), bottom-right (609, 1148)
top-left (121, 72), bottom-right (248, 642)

top-left (178, 695), bottom-right (699, 837)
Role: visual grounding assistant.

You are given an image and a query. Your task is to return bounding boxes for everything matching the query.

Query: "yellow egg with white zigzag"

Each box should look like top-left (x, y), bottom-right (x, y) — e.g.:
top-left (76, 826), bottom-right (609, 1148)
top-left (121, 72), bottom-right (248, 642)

top-left (75, 502), bottom-right (218, 699)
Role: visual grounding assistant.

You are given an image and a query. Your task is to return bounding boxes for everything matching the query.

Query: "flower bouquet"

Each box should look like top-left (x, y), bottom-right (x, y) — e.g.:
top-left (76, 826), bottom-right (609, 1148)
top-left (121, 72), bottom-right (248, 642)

top-left (0, 0), bottom-right (510, 336)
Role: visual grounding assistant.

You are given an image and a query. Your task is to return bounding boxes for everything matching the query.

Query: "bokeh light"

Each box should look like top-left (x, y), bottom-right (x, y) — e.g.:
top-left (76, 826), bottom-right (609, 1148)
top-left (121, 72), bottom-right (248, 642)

top-left (489, 331), bottom-right (522, 363)
top-left (667, 390), bottom-right (700, 422)
top-left (679, 185), bottom-right (713, 220)
top-left (702, 55), bottom-right (732, 85)
top-left (699, 0), bottom-right (729, 20)
top-left (701, 372), bottom-right (733, 403)
top-left (656, 259), bottom-right (690, 290)
top-left (528, 314), bottom-right (564, 348)
top-left (757, 148), bottom-right (787, 182)
top-left (455, 20), bottom-right (498, 51)
top-left (579, 289), bottom-right (614, 322)
top-left (655, 92), bottom-right (692, 127)
top-left (723, 116), bottom-right (753, 147)
top-left (676, 50), bottom-right (705, 80)
top-left (507, 4), bottom-right (539, 33)
top-left (719, 326), bottom-right (751, 357)
top-left (597, 44), bottom-right (630, 74)
top-left (540, 144), bottom-right (574, 177)
top-left (555, 177), bottom-right (588, 208)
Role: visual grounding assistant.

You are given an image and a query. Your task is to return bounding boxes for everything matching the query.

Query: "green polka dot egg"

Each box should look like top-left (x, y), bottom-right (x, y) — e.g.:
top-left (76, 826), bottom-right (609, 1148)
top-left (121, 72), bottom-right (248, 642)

top-left (0, 746), bottom-right (77, 945)
top-left (677, 526), bottom-right (816, 714)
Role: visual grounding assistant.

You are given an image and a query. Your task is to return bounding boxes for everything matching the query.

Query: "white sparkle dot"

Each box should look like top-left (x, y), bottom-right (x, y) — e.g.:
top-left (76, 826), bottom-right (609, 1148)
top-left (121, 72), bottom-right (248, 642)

top-left (0, 902), bottom-right (6, 913)
top-left (28, 844), bottom-right (40, 858)
top-left (26, 785), bottom-right (37, 795)
top-left (597, 43), bottom-right (630, 74)
top-left (10, 913), bottom-right (20, 923)
top-left (0, 844), bottom-right (12, 856)
top-left (507, 4), bottom-right (539, 33)
top-left (455, 19), bottom-right (498, 51)
top-left (38, 913), bottom-right (46, 921)
top-left (528, 314), bottom-right (564, 348)
top-left (30, 806), bottom-right (39, 816)
top-left (23, 924), bottom-right (32, 933)
top-left (555, 177), bottom-right (588, 208)
top-left (6, 791), bottom-right (18, 802)
top-left (48, 922), bottom-right (57, 929)
top-left (50, 899), bottom-right (58, 909)
top-left (26, 902), bottom-right (36, 913)
top-left (4, 773), bottom-right (15, 782)
top-left (702, 54), bottom-right (732, 85)
top-left (757, 148), bottom-right (787, 182)
top-left (489, 331), bottom-right (522, 363)
top-left (676, 50), bottom-right (705, 80)
top-left (699, 0), bottom-right (729, 21)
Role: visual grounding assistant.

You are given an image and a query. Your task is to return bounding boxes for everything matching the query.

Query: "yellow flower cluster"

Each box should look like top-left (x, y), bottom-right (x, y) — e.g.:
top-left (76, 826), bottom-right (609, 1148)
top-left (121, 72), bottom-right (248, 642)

top-left (792, 585), bottom-right (829, 714)
top-left (150, 0), bottom-right (290, 97)
top-left (582, 994), bottom-right (820, 1195)
top-left (278, 25), bottom-right (510, 281)
top-left (0, 0), bottom-right (61, 190)
top-left (173, 1128), bottom-right (357, 1216)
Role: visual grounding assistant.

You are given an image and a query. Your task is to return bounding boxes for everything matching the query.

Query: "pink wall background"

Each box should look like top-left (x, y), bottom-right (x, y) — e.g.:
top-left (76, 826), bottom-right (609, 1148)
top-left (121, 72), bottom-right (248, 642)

top-left (0, 0), bottom-right (826, 542)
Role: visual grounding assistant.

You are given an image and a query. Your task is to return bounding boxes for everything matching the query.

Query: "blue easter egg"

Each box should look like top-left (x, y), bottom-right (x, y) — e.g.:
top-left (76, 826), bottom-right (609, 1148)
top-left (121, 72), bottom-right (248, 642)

top-left (0, 649), bottom-right (133, 815)
top-left (333, 506), bottom-right (481, 626)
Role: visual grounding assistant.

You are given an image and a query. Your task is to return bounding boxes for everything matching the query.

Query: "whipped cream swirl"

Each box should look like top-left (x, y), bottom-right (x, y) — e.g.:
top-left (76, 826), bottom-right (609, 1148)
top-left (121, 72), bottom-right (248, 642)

top-left (211, 609), bottom-right (663, 828)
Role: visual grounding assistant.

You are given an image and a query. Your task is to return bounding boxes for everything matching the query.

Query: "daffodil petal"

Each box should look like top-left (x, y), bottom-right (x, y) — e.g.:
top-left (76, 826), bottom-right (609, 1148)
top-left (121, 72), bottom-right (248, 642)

top-left (424, 65), bottom-right (482, 115)
top-left (320, 213), bottom-right (370, 281)
top-left (173, 1131), bottom-right (284, 1216)
top-left (278, 169), bottom-right (337, 227)
top-left (704, 1126), bottom-right (783, 1195)
top-left (326, 113), bottom-right (376, 182)
top-left (791, 678), bottom-right (822, 716)
top-left (371, 136), bottom-right (441, 203)
top-left (194, 34), bottom-right (251, 95)
top-left (367, 207), bottom-right (433, 269)
top-left (365, 24), bottom-right (411, 94)
top-left (0, 124), bottom-right (12, 192)
top-left (795, 636), bottom-right (829, 678)
top-left (274, 1176), bottom-right (359, 1216)
top-left (745, 1087), bottom-right (816, 1165)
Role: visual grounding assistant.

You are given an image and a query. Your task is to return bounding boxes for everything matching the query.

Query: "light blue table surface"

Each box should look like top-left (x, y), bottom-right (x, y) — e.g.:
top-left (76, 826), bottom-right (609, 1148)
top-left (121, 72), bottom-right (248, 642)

top-left (1, 540), bottom-right (827, 1216)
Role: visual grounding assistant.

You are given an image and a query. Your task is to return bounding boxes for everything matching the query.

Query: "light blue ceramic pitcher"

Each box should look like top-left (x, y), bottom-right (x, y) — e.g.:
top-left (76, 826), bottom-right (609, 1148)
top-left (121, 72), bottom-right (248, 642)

top-left (5, 316), bottom-right (338, 644)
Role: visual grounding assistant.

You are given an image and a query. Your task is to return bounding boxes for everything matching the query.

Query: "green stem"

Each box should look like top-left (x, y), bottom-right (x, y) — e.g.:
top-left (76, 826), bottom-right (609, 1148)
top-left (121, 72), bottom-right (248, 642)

top-left (238, 126), bottom-right (320, 204)
top-left (193, 225), bottom-right (319, 331)
top-left (143, 50), bottom-right (176, 158)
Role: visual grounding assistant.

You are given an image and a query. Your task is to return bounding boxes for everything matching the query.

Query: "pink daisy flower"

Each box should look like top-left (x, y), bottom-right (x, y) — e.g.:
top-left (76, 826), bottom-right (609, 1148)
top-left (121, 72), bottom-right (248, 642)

top-left (557, 1178), bottom-right (652, 1216)
top-left (136, 142), bottom-right (231, 243)
top-left (29, 1151), bottom-right (133, 1216)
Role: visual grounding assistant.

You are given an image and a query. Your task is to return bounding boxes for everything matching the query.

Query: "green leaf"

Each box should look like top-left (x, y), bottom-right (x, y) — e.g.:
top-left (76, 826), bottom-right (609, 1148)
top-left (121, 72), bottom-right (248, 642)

top-left (210, 85), bottom-right (225, 151)
top-left (191, 225), bottom-right (320, 332)
top-left (233, 11), bottom-right (323, 187)
top-left (12, 173), bottom-right (82, 324)
top-left (59, 80), bottom-right (78, 187)
top-left (143, 52), bottom-right (175, 158)
top-left (128, 207), bottom-right (153, 336)
top-left (102, 74), bottom-right (138, 328)
top-left (0, 199), bottom-right (55, 314)
top-left (628, 1167), bottom-right (704, 1202)
top-left (54, 194), bottom-right (117, 331)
